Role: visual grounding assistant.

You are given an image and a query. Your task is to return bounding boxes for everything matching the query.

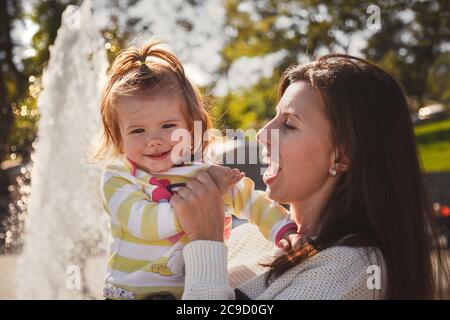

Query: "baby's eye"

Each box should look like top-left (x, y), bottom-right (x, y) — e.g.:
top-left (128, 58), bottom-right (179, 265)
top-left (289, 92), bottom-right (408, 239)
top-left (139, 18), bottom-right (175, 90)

top-left (162, 123), bottom-right (176, 129)
top-left (130, 128), bottom-right (144, 134)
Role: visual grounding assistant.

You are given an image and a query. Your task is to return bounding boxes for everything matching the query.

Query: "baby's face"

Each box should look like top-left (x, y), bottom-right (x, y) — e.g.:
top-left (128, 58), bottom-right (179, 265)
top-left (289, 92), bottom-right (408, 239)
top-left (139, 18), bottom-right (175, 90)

top-left (117, 94), bottom-right (192, 173)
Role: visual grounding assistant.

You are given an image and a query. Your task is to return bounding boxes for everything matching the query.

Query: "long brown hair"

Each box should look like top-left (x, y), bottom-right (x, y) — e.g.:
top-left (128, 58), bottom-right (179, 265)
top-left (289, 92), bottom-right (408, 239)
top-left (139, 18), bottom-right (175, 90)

top-left (265, 54), bottom-right (449, 299)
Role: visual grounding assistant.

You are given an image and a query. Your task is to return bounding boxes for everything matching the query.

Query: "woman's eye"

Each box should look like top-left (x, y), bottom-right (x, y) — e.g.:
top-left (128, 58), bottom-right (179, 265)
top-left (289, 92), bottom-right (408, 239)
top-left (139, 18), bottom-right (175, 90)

top-left (162, 123), bottom-right (176, 129)
top-left (130, 128), bottom-right (144, 134)
top-left (282, 122), bottom-right (295, 129)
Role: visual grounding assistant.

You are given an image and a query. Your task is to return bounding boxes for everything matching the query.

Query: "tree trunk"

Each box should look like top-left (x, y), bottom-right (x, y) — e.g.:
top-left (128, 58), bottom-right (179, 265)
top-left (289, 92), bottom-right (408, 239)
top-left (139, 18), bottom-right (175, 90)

top-left (0, 0), bottom-right (18, 163)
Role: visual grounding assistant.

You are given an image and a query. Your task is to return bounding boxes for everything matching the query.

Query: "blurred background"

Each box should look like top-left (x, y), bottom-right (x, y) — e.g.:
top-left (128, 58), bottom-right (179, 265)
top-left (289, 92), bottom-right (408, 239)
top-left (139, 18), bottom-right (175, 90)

top-left (0, 0), bottom-right (449, 299)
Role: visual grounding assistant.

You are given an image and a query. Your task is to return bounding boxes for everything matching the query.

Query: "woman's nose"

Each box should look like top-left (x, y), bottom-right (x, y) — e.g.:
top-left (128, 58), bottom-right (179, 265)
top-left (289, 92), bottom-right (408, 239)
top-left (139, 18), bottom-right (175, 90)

top-left (256, 128), bottom-right (268, 146)
top-left (257, 120), bottom-right (276, 146)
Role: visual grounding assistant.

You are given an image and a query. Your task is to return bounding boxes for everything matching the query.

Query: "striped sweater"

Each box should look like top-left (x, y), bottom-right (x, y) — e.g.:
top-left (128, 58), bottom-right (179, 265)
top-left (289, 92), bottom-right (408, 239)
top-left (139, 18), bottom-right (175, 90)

top-left (100, 157), bottom-right (296, 300)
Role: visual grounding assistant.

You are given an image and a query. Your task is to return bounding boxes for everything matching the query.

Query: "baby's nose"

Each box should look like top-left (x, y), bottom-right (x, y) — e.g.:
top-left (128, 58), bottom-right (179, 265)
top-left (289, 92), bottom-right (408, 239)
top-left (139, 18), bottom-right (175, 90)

top-left (146, 137), bottom-right (164, 148)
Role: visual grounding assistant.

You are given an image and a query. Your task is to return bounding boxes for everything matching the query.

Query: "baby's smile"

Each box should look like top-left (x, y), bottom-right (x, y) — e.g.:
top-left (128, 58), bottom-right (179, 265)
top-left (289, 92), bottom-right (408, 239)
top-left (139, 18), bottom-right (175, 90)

top-left (144, 149), bottom-right (172, 161)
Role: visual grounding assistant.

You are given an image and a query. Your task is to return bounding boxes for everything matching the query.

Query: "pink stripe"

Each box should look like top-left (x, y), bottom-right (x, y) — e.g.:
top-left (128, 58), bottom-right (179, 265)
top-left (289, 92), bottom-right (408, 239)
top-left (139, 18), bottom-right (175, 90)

top-left (275, 222), bottom-right (298, 247)
top-left (168, 231), bottom-right (185, 244)
top-left (224, 216), bottom-right (233, 240)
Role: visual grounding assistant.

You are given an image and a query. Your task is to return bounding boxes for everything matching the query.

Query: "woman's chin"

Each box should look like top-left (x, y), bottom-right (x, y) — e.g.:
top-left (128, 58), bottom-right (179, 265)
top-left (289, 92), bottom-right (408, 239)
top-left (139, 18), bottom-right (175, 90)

top-left (264, 184), bottom-right (281, 202)
top-left (263, 167), bottom-right (282, 190)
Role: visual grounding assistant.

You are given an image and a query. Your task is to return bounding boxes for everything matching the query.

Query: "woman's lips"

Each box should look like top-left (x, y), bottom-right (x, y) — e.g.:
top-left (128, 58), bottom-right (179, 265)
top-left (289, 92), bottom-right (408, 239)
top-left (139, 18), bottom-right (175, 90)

top-left (145, 150), bottom-right (171, 161)
top-left (263, 160), bottom-right (282, 185)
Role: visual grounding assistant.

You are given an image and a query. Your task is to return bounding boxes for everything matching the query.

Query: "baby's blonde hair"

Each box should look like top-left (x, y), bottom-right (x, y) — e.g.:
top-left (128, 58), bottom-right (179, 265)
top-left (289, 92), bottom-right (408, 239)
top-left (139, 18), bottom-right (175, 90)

top-left (95, 39), bottom-right (212, 160)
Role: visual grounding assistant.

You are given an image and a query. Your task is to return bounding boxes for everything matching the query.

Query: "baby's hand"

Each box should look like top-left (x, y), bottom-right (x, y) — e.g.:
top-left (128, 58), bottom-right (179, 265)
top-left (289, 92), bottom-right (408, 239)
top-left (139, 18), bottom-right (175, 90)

top-left (278, 229), bottom-right (302, 251)
top-left (208, 165), bottom-right (245, 196)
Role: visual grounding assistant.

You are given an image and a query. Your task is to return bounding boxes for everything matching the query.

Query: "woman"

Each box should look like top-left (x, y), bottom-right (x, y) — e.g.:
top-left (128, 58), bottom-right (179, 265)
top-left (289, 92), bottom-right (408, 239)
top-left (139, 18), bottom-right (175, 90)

top-left (170, 54), bottom-right (449, 299)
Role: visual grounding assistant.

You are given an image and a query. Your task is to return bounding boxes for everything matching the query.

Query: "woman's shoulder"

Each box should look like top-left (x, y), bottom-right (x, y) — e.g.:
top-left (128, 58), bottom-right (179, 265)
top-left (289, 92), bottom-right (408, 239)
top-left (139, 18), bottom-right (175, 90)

top-left (283, 245), bottom-right (387, 299)
top-left (229, 224), bottom-right (387, 299)
top-left (314, 245), bottom-right (384, 268)
top-left (228, 224), bottom-right (385, 273)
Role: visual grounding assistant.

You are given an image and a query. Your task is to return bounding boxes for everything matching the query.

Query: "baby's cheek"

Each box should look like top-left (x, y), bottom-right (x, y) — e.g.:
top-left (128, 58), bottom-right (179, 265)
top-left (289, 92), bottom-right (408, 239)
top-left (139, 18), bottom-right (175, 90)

top-left (124, 137), bottom-right (140, 152)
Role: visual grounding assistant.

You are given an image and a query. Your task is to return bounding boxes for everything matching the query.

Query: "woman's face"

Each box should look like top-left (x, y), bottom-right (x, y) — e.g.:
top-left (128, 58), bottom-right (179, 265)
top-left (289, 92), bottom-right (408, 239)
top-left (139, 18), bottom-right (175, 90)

top-left (257, 81), bottom-right (336, 206)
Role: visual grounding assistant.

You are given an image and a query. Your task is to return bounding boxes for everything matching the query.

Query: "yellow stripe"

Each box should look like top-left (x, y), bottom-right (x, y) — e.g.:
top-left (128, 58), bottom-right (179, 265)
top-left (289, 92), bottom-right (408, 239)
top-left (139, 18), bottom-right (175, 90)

top-left (115, 191), bottom-right (145, 228)
top-left (141, 204), bottom-right (159, 240)
top-left (102, 202), bottom-right (111, 215)
top-left (259, 206), bottom-right (285, 238)
top-left (110, 224), bottom-right (189, 246)
top-left (108, 255), bottom-right (191, 275)
top-left (111, 224), bottom-right (173, 246)
top-left (108, 254), bottom-right (150, 273)
top-left (231, 177), bottom-right (254, 216)
top-left (107, 252), bottom-right (117, 268)
top-left (103, 175), bottom-right (130, 202)
top-left (106, 165), bottom-right (131, 174)
top-left (247, 195), bottom-right (270, 227)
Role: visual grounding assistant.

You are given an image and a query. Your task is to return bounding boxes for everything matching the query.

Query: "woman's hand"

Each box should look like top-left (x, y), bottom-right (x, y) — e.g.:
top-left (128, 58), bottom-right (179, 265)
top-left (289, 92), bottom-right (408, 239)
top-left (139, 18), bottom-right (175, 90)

top-left (170, 169), bottom-right (243, 242)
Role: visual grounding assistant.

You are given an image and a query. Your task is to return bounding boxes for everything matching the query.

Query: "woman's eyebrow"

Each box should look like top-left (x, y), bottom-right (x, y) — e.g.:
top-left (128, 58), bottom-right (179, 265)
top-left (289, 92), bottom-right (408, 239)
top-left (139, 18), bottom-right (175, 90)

top-left (276, 103), bottom-right (302, 120)
top-left (281, 111), bottom-right (302, 121)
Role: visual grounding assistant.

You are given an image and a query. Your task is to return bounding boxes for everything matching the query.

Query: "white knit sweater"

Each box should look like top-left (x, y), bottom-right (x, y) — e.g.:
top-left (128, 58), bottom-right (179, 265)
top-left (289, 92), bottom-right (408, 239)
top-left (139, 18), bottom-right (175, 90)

top-left (182, 223), bottom-right (387, 300)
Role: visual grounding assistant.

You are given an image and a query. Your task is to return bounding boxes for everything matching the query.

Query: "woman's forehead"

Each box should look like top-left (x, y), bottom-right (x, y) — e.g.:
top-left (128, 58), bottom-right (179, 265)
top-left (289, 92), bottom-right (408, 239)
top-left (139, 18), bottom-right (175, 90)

top-left (277, 82), bottom-right (324, 116)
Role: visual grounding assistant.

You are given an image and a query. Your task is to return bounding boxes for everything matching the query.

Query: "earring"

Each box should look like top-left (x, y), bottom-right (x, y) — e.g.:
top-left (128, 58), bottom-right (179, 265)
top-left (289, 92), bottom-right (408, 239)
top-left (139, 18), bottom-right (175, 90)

top-left (329, 165), bottom-right (337, 177)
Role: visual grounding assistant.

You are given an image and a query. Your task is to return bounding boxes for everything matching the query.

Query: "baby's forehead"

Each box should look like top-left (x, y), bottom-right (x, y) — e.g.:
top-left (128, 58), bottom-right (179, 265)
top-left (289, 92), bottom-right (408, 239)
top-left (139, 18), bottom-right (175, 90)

top-left (117, 94), bottom-right (188, 122)
top-left (118, 92), bottom-right (182, 109)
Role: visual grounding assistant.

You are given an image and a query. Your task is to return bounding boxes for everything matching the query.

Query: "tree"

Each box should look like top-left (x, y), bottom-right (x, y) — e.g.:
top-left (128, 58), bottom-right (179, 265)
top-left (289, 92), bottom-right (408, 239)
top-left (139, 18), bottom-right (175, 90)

top-left (363, 0), bottom-right (450, 106)
top-left (214, 0), bottom-right (370, 128)
top-left (0, 0), bottom-right (26, 164)
top-left (214, 0), bottom-right (450, 129)
top-left (98, 0), bottom-right (143, 65)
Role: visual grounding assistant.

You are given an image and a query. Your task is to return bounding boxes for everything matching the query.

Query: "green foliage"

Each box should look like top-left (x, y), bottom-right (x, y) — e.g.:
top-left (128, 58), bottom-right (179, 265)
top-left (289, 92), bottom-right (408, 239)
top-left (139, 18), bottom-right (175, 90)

top-left (1, 0), bottom-right (143, 165)
top-left (427, 53), bottom-right (450, 103)
top-left (415, 118), bottom-right (450, 136)
top-left (216, 0), bottom-right (450, 131)
top-left (415, 118), bottom-right (450, 172)
top-left (5, 0), bottom-right (81, 163)
top-left (418, 141), bottom-right (450, 172)
top-left (1, 0), bottom-right (25, 162)
top-left (363, 0), bottom-right (450, 106)
top-left (99, 0), bottom-right (143, 66)
top-left (24, 0), bottom-right (80, 77)
top-left (216, 0), bottom-right (381, 129)
top-left (212, 72), bottom-right (280, 129)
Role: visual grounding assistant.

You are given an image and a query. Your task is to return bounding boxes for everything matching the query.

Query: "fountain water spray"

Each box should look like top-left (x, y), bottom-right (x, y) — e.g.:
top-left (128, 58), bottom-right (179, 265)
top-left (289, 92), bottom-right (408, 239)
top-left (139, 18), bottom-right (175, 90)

top-left (16, 0), bottom-right (109, 299)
